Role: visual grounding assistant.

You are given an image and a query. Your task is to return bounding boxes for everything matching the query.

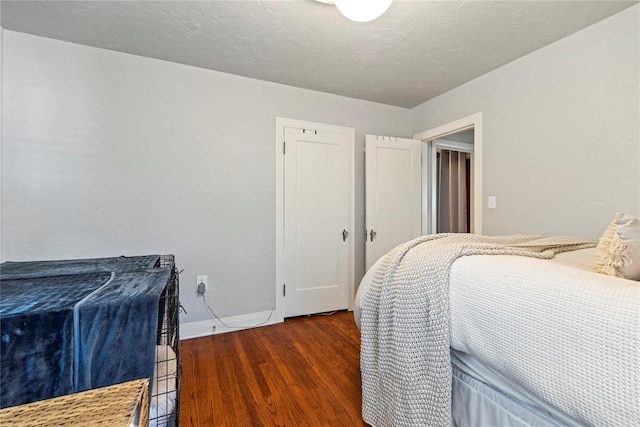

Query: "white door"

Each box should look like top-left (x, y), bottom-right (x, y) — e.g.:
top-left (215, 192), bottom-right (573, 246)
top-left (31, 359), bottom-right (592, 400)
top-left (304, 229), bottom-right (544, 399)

top-left (284, 127), bottom-right (351, 317)
top-left (365, 135), bottom-right (422, 271)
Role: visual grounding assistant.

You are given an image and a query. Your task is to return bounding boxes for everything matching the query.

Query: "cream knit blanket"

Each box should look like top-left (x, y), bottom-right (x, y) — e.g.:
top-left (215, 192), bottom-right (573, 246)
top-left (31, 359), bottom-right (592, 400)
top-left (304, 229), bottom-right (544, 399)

top-left (360, 233), bottom-right (595, 427)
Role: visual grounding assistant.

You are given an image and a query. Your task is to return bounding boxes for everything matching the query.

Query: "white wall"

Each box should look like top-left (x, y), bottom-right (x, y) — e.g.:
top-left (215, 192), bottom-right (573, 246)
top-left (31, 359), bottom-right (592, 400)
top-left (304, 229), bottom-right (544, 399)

top-left (1, 15), bottom-right (4, 263)
top-left (2, 30), bottom-right (411, 323)
top-left (412, 5), bottom-right (639, 238)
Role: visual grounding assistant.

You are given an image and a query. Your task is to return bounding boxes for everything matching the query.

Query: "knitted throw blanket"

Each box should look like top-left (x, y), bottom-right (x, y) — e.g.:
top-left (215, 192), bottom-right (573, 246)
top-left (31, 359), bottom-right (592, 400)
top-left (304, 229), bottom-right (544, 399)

top-left (360, 233), bottom-right (596, 427)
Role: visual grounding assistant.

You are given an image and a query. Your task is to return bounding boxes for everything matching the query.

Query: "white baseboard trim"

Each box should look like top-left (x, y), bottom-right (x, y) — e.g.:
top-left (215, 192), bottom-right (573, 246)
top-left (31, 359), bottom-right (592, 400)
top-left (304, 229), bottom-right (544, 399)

top-left (180, 310), bottom-right (280, 340)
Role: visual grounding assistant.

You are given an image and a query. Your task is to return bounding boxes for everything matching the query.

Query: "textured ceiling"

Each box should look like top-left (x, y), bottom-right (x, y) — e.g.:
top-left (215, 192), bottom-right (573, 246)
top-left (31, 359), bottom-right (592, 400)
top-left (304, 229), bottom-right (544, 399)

top-left (1, 1), bottom-right (636, 108)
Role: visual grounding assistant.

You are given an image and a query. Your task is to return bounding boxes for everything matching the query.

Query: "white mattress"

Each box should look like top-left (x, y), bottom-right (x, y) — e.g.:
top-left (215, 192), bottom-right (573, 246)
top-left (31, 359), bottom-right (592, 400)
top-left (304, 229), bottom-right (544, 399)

top-left (355, 248), bottom-right (640, 426)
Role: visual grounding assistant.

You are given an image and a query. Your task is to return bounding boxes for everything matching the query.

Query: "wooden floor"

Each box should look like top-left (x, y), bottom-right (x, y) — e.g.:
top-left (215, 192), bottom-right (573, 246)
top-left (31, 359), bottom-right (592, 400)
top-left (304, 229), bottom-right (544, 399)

top-left (179, 311), bottom-right (368, 426)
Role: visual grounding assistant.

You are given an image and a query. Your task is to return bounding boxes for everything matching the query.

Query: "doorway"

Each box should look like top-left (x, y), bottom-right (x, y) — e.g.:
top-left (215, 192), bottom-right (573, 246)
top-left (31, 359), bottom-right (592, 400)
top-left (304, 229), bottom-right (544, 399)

top-left (414, 113), bottom-right (483, 235)
top-left (433, 133), bottom-right (474, 233)
top-left (362, 113), bottom-right (483, 272)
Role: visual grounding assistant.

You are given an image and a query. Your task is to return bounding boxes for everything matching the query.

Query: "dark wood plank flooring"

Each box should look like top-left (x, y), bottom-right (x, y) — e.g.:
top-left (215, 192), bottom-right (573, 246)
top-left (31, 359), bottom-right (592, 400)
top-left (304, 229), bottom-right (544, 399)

top-left (179, 311), bottom-right (367, 426)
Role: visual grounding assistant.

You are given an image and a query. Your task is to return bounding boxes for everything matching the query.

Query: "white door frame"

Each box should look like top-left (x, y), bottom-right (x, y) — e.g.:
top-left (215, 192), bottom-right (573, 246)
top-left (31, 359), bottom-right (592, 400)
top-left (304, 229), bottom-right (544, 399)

top-left (275, 117), bottom-right (355, 324)
top-left (414, 112), bottom-right (483, 235)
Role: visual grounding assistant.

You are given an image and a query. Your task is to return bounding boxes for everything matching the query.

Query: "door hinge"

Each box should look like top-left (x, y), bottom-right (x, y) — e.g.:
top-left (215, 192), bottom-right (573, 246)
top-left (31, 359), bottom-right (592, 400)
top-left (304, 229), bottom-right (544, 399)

top-left (283, 141), bottom-right (286, 155)
top-left (283, 284), bottom-right (286, 297)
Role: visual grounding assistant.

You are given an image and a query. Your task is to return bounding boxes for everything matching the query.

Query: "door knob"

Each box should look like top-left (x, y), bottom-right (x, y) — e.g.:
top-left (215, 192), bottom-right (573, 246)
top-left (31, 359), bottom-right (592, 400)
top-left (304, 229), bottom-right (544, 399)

top-left (342, 229), bottom-right (349, 241)
top-left (370, 230), bottom-right (377, 242)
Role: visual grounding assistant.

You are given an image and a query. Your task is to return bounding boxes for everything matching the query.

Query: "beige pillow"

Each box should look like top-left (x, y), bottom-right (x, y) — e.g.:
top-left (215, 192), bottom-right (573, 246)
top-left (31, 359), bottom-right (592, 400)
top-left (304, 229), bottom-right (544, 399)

top-left (594, 213), bottom-right (640, 280)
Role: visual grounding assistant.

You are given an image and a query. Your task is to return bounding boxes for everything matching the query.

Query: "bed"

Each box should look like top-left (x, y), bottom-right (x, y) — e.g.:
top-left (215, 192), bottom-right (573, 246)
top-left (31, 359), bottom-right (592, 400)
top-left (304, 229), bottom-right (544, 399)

top-left (0, 255), bottom-right (180, 427)
top-left (354, 231), bottom-right (639, 426)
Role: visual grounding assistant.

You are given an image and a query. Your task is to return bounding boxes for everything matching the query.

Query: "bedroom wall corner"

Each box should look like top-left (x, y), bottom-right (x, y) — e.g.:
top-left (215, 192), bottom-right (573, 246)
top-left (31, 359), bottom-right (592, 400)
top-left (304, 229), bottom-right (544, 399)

top-left (411, 4), bottom-right (640, 238)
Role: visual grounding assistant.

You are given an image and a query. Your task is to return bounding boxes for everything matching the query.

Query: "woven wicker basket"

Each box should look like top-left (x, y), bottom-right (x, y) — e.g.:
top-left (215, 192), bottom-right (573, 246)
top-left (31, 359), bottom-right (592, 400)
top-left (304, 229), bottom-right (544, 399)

top-left (0, 379), bottom-right (149, 426)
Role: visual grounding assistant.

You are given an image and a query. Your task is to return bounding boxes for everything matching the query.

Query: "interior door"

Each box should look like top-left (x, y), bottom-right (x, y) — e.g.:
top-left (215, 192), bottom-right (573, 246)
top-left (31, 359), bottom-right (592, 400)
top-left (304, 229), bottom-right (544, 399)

top-left (365, 135), bottom-right (422, 271)
top-left (284, 127), bottom-right (351, 317)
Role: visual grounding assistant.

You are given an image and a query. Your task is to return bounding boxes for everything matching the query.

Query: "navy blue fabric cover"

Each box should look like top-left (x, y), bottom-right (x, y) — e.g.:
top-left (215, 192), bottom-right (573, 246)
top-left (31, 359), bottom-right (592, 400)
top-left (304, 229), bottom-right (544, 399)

top-left (0, 256), bottom-right (169, 409)
top-left (1, 255), bottom-right (160, 279)
top-left (0, 273), bottom-right (111, 408)
top-left (75, 269), bottom-right (170, 392)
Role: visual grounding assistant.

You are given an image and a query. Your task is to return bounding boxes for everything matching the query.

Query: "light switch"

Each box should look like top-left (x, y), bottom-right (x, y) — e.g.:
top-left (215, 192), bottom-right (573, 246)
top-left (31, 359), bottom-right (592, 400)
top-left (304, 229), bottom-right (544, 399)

top-left (488, 196), bottom-right (497, 209)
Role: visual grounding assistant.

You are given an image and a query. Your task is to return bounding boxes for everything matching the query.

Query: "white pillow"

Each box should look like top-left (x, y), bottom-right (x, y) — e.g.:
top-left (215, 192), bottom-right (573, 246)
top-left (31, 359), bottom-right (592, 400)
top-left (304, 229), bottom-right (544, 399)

top-left (594, 213), bottom-right (640, 281)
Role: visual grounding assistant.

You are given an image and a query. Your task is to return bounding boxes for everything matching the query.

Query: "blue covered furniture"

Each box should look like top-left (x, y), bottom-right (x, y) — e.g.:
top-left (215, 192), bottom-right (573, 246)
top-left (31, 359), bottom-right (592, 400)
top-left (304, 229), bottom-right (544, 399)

top-left (0, 255), bottom-right (178, 423)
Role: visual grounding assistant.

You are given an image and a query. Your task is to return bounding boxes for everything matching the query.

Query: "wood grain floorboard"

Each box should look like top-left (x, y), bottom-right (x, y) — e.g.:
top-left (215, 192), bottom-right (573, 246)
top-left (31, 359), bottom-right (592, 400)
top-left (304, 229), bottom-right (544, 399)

top-left (179, 311), bottom-right (368, 426)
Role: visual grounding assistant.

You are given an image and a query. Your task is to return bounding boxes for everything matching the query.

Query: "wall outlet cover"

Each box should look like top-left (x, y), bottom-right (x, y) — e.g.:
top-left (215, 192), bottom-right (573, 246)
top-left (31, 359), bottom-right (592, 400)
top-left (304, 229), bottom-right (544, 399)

top-left (197, 275), bottom-right (208, 293)
top-left (488, 196), bottom-right (497, 209)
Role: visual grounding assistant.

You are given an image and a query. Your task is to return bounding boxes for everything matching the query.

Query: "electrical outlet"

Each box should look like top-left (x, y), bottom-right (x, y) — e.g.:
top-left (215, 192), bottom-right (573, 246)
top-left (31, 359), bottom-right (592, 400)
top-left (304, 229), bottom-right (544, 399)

top-left (197, 275), bottom-right (208, 293)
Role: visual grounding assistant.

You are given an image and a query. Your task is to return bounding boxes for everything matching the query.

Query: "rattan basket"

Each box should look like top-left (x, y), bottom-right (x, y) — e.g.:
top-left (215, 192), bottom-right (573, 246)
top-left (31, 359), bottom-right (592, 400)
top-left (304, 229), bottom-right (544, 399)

top-left (0, 379), bottom-right (149, 426)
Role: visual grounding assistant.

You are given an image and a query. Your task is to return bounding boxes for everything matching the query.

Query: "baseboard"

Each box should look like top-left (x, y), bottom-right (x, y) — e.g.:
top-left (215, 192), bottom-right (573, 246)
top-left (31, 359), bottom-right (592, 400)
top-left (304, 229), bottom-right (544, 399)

top-left (180, 310), bottom-right (279, 340)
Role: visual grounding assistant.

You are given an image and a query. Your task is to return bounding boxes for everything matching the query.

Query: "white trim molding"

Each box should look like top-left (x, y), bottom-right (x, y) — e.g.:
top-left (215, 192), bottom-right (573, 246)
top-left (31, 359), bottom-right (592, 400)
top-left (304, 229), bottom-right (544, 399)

top-left (414, 112), bottom-right (483, 235)
top-left (180, 310), bottom-right (277, 339)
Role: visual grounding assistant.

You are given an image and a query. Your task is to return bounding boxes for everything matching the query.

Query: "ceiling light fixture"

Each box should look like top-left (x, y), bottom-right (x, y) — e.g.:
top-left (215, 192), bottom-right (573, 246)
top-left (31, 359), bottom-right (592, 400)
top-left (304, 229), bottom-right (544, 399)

top-left (317, 0), bottom-right (394, 23)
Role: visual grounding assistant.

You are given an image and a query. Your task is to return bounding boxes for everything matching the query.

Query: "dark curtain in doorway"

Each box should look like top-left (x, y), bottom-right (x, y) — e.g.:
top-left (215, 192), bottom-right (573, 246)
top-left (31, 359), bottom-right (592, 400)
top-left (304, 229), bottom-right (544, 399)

top-left (437, 150), bottom-right (469, 233)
